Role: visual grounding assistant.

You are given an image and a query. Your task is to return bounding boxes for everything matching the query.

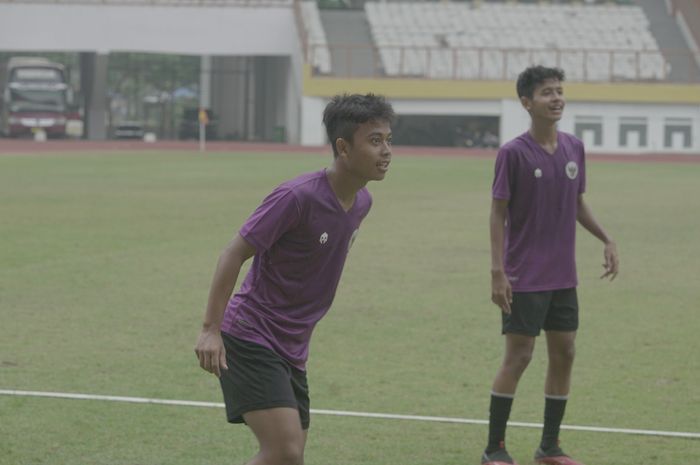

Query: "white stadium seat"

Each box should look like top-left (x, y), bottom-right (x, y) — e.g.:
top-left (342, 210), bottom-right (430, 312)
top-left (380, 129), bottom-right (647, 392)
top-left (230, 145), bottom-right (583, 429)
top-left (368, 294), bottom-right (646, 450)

top-left (364, 1), bottom-right (668, 82)
top-left (301, 1), bottom-right (332, 74)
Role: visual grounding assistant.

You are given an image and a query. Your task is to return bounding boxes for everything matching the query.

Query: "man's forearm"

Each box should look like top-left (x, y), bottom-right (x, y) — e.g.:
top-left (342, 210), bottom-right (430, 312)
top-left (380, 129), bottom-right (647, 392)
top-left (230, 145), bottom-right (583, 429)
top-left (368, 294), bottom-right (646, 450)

top-left (202, 252), bottom-right (244, 331)
top-left (490, 209), bottom-right (507, 272)
top-left (577, 200), bottom-right (612, 244)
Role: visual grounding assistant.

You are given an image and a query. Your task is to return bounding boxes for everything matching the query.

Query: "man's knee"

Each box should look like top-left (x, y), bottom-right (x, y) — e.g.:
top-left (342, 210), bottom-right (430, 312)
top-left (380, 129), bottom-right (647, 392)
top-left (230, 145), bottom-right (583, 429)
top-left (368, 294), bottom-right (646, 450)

top-left (504, 343), bottom-right (535, 372)
top-left (546, 335), bottom-right (576, 369)
top-left (554, 343), bottom-right (576, 365)
top-left (263, 441), bottom-right (304, 465)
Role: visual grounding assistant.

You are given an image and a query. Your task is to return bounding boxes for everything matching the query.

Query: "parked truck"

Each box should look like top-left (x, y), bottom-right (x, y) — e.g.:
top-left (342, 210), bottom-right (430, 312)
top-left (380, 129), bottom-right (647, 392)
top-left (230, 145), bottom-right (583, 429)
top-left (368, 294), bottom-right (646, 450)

top-left (0, 57), bottom-right (81, 138)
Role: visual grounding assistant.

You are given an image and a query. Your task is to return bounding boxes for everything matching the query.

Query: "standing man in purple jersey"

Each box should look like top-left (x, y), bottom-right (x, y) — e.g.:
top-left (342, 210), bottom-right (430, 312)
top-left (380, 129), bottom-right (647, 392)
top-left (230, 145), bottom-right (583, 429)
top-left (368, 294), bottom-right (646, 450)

top-left (195, 93), bottom-right (394, 465)
top-left (481, 66), bottom-right (619, 465)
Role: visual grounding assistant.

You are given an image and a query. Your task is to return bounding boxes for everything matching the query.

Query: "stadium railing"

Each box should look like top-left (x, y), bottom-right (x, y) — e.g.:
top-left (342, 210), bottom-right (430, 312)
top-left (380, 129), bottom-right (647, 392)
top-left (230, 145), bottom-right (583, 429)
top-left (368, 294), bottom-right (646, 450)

top-left (308, 43), bottom-right (700, 84)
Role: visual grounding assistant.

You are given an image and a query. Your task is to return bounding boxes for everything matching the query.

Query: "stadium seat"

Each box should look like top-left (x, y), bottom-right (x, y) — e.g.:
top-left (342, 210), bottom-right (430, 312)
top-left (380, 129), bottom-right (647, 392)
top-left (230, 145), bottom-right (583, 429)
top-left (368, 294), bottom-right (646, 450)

top-left (364, 1), bottom-right (668, 82)
top-left (301, 1), bottom-right (332, 74)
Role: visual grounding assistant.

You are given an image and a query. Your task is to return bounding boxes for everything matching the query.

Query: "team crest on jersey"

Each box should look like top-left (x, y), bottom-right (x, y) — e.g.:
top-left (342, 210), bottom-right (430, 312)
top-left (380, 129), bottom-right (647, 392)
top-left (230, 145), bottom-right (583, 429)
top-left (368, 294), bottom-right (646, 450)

top-left (565, 161), bottom-right (579, 180)
top-left (534, 168), bottom-right (542, 178)
top-left (319, 232), bottom-right (328, 244)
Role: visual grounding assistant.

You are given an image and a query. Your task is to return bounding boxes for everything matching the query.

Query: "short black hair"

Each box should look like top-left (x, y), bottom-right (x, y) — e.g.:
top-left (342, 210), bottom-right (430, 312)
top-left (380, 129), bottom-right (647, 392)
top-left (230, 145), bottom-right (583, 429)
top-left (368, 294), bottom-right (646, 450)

top-left (322, 93), bottom-right (395, 157)
top-left (516, 66), bottom-right (566, 99)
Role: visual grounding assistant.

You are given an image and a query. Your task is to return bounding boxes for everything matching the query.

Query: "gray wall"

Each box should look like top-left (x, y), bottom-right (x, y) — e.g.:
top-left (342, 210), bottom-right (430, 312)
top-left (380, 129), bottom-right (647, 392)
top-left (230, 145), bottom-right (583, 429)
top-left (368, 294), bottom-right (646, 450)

top-left (0, 3), bottom-right (304, 141)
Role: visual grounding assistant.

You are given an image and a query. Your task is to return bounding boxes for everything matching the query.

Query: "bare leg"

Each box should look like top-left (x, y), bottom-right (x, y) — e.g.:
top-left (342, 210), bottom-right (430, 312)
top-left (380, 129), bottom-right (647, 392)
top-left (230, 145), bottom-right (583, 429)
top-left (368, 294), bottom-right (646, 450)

top-left (544, 330), bottom-right (576, 396)
top-left (492, 333), bottom-right (537, 394)
top-left (243, 407), bottom-right (307, 465)
top-left (537, 330), bottom-right (577, 454)
top-left (484, 333), bottom-right (537, 460)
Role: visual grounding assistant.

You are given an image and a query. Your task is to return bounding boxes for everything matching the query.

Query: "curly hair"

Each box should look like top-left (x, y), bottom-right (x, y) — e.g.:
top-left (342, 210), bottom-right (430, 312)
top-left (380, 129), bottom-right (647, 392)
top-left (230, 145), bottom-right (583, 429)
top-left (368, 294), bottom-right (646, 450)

top-left (516, 66), bottom-right (566, 99)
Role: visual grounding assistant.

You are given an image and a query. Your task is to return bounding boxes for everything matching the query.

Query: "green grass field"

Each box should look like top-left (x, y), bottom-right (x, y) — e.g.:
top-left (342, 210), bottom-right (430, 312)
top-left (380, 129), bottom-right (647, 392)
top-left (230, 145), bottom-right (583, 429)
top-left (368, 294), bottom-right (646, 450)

top-left (1, 150), bottom-right (699, 465)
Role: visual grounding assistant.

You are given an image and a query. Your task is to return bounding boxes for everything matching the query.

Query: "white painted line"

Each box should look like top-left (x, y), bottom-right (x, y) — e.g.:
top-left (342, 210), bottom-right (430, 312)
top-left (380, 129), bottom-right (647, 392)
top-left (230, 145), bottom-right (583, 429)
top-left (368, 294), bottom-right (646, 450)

top-left (311, 409), bottom-right (700, 439)
top-left (0, 389), bottom-right (224, 408)
top-left (2, 389), bottom-right (698, 439)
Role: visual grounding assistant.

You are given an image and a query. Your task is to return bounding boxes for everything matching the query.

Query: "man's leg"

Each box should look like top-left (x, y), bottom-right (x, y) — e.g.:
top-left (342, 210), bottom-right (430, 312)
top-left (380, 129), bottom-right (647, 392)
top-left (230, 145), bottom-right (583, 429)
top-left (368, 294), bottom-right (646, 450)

top-left (534, 330), bottom-right (577, 464)
top-left (493, 333), bottom-right (537, 394)
top-left (243, 407), bottom-right (307, 465)
top-left (544, 330), bottom-right (576, 396)
top-left (483, 333), bottom-right (536, 464)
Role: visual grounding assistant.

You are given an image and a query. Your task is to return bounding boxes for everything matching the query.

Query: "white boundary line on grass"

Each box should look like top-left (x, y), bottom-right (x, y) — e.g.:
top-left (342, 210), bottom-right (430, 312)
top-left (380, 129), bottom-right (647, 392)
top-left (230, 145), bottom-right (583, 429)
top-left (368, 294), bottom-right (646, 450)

top-left (2, 389), bottom-right (699, 440)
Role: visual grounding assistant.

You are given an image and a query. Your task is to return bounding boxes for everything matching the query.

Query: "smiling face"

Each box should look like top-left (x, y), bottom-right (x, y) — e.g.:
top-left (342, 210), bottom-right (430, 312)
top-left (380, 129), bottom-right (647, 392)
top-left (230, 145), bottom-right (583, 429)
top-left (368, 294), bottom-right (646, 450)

top-left (521, 78), bottom-right (565, 123)
top-left (336, 118), bottom-right (392, 182)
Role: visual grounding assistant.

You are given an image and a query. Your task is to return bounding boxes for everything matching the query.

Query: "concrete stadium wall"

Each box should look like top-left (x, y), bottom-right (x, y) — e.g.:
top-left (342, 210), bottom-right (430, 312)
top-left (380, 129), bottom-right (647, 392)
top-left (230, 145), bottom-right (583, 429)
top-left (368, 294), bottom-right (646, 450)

top-left (501, 100), bottom-right (700, 154)
top-left (0, 3), bottom-right (305, 142)
top-left (0, 4), bottom-right (298, 55)
top-left (301, 68), bottom-right (700, 154)
top-left (302, 96), bottom-right (700, 154)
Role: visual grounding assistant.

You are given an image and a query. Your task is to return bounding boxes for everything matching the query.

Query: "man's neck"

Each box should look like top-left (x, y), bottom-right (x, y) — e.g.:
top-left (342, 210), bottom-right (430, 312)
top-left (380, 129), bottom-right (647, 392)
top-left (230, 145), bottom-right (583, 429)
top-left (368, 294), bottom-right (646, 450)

top-left (529, 121), bottom-right (558, 146)
top-left (326, 165), bottom-right (366, 209)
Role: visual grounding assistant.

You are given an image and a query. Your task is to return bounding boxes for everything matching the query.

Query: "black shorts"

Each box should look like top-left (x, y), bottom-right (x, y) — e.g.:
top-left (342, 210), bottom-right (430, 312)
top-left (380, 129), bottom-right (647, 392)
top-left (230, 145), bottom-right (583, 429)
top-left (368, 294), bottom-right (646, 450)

top-left (219, 332), bottom-right (310, 430)
top-left (502, 288), bottom-right (579, 337)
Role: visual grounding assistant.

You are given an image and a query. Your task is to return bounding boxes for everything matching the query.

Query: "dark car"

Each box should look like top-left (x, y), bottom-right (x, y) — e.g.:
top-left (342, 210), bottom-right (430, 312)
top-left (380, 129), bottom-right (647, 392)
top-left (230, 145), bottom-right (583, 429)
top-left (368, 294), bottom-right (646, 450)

top-left (179, 108), bottom-right (217, 140)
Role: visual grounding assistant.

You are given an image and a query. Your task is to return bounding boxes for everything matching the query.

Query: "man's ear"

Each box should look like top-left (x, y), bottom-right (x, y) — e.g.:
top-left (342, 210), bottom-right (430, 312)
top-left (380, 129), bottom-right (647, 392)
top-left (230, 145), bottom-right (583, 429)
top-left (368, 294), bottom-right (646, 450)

top-left (520, 96), bottom-right (531, 112)
top-left (335, 137), bottom-right (350, 157)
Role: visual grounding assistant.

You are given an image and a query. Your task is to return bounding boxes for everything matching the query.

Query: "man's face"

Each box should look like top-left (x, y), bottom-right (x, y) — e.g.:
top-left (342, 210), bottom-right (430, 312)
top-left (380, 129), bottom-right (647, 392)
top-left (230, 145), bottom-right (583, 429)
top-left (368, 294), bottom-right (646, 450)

top-left (522, 78), bottom-right (565, 122)
top-left (340, 119), bottom-right (392, 181)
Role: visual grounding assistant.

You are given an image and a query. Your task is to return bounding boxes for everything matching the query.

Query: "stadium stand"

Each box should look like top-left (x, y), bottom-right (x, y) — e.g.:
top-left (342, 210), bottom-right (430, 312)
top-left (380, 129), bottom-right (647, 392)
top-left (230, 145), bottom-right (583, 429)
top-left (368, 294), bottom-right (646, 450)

top-left (365, 1), bottom-right (669, 82)
top-left (301, 1), bottom-right (333, 74)
top-left (1, 0), bottom-right (293, 4)
top-left (669, 0), bottom-right (700, 64)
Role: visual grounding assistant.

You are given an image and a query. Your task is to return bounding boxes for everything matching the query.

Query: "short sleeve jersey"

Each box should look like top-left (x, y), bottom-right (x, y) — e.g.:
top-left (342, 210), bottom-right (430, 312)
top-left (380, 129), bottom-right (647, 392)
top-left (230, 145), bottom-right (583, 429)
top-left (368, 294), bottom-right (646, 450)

top-left (221, 170), bottom-right (372, 371)
top-left (492, 131), bottom-right (586, 292)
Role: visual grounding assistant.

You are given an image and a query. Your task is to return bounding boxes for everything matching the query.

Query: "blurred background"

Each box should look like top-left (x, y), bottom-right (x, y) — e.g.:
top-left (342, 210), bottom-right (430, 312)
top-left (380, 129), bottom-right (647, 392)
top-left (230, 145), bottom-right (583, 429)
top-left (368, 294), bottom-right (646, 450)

top-left (0, 0), bottom-right (698, 153)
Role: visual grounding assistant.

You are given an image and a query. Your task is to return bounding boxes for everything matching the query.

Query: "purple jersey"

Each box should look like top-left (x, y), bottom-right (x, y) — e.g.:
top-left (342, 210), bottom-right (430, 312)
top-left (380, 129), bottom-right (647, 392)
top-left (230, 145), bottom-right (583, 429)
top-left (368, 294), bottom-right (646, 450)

top-left (492, 131), bottom-right (586, 292)
top-left (221, 170), bottom-right (372, 370)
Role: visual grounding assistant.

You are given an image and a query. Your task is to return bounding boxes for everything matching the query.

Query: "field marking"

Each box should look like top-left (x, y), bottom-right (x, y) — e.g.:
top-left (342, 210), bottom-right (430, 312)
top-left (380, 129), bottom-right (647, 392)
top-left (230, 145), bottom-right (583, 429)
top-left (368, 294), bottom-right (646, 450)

top-left (2, 389), bottom-right (699, 440)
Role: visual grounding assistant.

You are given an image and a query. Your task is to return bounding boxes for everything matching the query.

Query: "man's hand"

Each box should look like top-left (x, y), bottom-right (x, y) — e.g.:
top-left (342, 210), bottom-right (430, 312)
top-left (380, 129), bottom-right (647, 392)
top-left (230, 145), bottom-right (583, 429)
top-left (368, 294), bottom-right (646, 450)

top-left (491, 270), bottom-right (513, 314)
top-left (600, 240), bottom-right (619, 281)
top-left (194, 328), bottom-right (228, 377)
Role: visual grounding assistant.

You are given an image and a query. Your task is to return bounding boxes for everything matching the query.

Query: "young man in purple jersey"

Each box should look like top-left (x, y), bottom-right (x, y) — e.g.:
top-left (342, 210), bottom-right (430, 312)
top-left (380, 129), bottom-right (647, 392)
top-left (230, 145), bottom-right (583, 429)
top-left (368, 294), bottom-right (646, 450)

top-left (194, 93), bottom-right (393, 465)
top-left (481, 66), bottom-right (619, 465)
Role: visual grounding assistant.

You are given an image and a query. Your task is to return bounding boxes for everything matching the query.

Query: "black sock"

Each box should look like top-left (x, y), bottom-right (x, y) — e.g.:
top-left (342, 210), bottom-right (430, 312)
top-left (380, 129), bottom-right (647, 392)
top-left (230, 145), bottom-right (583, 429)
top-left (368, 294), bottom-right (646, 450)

top-left (486, 393), bottom-right (514, 453)
top-left (541, 395), bottom-right (568, 451)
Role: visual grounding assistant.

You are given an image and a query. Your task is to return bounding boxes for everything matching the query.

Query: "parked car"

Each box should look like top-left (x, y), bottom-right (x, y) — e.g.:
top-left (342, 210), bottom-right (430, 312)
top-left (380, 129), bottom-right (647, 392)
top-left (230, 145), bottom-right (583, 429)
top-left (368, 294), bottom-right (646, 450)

top-left (179, 108), bottom-right (217, 140)
top-left (113, 121), bottom-right (145, 140)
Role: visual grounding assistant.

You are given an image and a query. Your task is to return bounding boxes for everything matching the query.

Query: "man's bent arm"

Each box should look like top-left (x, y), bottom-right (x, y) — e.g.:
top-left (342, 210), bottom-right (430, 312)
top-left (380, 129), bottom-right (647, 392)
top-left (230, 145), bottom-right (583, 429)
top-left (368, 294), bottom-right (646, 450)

top-left (195, 233), bottom-right (256, 376)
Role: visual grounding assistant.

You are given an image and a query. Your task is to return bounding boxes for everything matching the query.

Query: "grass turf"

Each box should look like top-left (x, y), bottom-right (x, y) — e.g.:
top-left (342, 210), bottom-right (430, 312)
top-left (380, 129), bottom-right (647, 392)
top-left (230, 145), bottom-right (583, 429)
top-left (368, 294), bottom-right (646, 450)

top-left (1, 150), bottom-right (699, 464)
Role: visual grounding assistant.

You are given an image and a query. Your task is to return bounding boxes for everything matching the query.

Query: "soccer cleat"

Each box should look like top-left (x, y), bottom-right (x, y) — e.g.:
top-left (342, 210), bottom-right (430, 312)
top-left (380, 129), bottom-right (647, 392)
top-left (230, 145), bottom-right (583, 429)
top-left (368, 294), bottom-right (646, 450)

top-left (482, 442), bottom-right (519, 465)
top-left (533, 446), bottom-right (584, 465)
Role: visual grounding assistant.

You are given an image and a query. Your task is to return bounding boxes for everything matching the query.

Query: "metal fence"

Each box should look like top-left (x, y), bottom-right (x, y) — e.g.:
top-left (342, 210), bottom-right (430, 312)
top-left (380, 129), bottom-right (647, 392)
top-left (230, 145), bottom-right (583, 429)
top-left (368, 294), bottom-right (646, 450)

top-left (309, 43), bottom-right (700, 84)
